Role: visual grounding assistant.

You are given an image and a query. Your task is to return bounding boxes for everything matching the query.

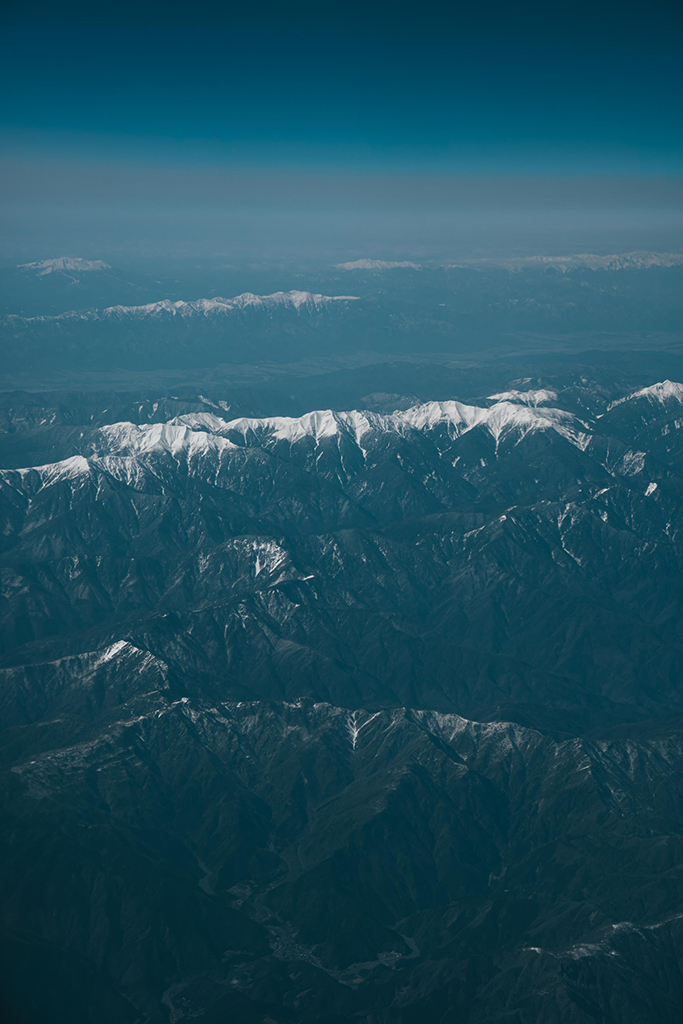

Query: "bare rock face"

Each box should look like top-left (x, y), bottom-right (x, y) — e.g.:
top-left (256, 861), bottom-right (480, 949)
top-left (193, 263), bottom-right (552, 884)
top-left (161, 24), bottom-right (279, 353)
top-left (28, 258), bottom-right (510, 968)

top-left (3, 374), bottom-right (683, 1022)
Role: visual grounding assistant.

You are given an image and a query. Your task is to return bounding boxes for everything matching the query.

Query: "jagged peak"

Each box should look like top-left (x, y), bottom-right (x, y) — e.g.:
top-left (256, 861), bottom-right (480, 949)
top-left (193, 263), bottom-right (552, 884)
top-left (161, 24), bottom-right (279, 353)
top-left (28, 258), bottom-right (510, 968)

top-left (223, 398), bottom-right (579, 446)
top-left (0, 425), bottom-right (238, 484)
top-left (225, 408), bottom-right (387, 444)
top-left (95, 421), bottom-right (238, 456)
top-left (607, 380), bottom-right (683, 411)
top-left (0, 398), bottom-right (585, 484)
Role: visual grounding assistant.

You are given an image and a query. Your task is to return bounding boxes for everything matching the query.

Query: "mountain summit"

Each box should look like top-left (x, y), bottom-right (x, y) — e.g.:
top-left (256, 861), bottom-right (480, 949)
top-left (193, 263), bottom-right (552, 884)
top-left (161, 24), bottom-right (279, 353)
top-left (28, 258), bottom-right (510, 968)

top-left (18, 257), bottom-right (113, 275)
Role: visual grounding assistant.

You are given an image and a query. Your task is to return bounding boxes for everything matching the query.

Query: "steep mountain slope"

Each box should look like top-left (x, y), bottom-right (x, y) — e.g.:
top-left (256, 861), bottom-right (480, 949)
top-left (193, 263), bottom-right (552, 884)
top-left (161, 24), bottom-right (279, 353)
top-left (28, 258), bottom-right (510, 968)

top-left (3, 377), bottom-right (683, 1022)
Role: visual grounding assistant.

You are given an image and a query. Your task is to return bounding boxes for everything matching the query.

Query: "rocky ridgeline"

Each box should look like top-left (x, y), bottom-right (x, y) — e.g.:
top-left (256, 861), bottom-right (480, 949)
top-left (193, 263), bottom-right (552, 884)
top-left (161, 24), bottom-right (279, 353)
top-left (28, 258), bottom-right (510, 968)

top-left (3, 374), bottom-right (683, 1022)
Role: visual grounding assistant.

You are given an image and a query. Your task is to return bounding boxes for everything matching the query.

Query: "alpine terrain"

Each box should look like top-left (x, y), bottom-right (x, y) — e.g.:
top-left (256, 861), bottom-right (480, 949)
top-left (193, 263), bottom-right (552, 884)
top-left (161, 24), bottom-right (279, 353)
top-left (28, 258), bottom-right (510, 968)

top-left (3, 366), bottom-right (683, 1022)
top-left (5, 1), bottom-right (683, 1016)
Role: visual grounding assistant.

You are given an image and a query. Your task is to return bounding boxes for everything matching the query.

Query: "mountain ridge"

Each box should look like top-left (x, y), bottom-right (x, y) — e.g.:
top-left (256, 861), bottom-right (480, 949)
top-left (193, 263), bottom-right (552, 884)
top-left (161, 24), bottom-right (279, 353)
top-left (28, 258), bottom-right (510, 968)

top-left (5, 289), bottom-right (361, 325)
top-left (17, 257), bottom-right (113, 276)
top-left (3, 372), bottom-right (683, 1022)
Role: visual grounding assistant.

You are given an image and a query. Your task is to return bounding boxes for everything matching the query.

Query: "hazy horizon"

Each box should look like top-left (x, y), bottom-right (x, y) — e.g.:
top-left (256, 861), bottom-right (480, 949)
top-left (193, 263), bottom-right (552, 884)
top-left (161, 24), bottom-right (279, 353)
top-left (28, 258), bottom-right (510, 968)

top-left (2, 3), bottom-right (682, 259)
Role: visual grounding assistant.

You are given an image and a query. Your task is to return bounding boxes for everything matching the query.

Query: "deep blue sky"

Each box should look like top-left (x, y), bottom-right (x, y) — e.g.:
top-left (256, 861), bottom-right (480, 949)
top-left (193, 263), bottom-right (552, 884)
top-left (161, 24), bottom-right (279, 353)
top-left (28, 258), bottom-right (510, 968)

top-left (2, 0), bottom-right (682, 257)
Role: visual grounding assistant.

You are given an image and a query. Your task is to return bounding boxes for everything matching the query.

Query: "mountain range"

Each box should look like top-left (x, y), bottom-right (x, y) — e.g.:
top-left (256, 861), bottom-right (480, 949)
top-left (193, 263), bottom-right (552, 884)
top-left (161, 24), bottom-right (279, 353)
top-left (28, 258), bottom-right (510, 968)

top-left (444, 251), bottom-right (683, 272)
top-left (3, 252), bottom-right (683, 380)
top-left (7, 290), bottom-right (359, 324)
top-left (3, 368), bottom-right (683, 1022)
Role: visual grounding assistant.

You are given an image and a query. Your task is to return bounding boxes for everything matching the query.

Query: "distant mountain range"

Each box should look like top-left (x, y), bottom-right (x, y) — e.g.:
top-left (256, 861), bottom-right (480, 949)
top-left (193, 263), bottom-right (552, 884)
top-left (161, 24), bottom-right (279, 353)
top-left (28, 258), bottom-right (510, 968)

top-left (336, 259), bottom-right (422, 270)
top-left (7, 290), bottom-right (360, 325)
top-left (446, 250), bottom-right (683, 271)
top-left (0, 290), bottom-right (366, 372)
top-left (14, 250), bottom-right (683, 285)
top-left (2, 252), bottom-right (683, 379)
top-left (335, 251), bottom-right (683, 272)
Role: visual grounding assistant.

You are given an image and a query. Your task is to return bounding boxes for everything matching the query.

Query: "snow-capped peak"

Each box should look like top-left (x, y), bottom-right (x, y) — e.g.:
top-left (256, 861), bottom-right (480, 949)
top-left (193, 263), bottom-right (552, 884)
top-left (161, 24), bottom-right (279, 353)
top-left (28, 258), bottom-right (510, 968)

top-left (607, 380), bottom-right (683, 411)
top-left (95, 421), bottom-right (238, 457)
top-left (336, 259), bottom-right (421, 271)
top-left (446, 252), bottom-right (683, 272)
top-left (9, 290), bottom-right (360, 325)
top-left (0, 455), bottom-right (92, 489)
top-left (226, 290), bottom-right (359, 310)
top-left (225, 409), bottom-right (387, 445)
top-left (0, 425), bottom-right (240, 487)
top-left (222, 398), bottom-right (581, 447)
top-left (395, 400), bottom-right (577, 442)
top-left (18, 257), bottom-right (112, 275)
top-left (488, 389), bottom-right (558, 407)
top-left (0, 398), bottom-right (589, 488)
top-left (107, 290), bottom-right (359, 318)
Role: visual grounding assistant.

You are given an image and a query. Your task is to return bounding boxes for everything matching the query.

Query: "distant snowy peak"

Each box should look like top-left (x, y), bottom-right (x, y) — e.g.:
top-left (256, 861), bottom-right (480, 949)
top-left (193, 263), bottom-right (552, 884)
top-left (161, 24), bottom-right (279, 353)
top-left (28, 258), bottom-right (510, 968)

top-left (221, 290), bottom-right (358, 311)
top-left (447, 251), bottom-right (683, 272)
top-left (100, 291), bottom-right (359, 319)
top-left (563, 252), bottom-right (683, 271)
top-left (488, 389), bottom-right (558, 407)
top-left (18, 257), bottom-right (112, 276)
top-left (127, 290), bottom-right (359, 316)
top-left (10, 290), bottom-right (360, 325)
top-left (336, 259), bottom-right (422, 271)
top-left (608, 380), bottom-right (683, 411)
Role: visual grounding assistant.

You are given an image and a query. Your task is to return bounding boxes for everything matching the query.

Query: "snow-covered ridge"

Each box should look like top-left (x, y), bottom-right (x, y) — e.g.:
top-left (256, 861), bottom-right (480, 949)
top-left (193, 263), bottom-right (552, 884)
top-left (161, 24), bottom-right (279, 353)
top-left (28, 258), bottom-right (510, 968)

top-left (3, 455), bottom-right (93, 487)
top-left (18, 257), bottom-right (112, 275)
top-left (224, 409), bottom-right (388, 445)
top-left (7, 290), bottom-right (360, 325)
top-left (447, 251), bottom-right (683, 272)
top-left (199, 397), bottom-right (583, 447)
top-left (0, 397), bottom-right (588, 486)
top-left (0, 425), bottom-right (238, 489)
top-left (95, 421), bottom-right (238, 456)
top-left (488, 388), bottom-right (558, 407)
top-left (607, 380), bottom-right (683, 411)
top-left (336, 259), bottom-right (421, 271)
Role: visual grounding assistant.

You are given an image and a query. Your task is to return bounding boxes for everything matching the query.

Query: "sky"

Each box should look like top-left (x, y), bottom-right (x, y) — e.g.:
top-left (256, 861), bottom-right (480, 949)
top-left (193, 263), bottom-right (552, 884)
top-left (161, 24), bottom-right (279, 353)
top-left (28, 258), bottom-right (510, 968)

top-left (1, 0), bottom-right (682, 258)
